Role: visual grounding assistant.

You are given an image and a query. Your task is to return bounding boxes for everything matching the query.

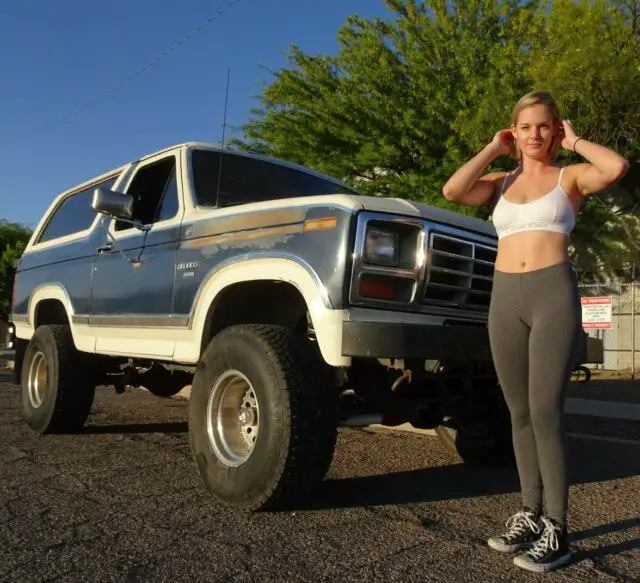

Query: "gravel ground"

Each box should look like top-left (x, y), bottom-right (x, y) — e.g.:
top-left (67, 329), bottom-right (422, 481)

top-left (1, 372), bottom-right (638, 583)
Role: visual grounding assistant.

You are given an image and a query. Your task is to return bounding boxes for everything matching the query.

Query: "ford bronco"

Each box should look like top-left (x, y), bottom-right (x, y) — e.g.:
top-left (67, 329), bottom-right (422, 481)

top-left (7, 142), bottom-right (599, 511)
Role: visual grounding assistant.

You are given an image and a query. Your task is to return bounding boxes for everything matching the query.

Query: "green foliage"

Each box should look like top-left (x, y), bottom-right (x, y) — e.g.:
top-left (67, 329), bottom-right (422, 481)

top-left (527, 0), bottom-right (640, 277)
top-left (237, 0), bottom-right (640, 277)
top-left (0, 220), bottom-right (32, 318)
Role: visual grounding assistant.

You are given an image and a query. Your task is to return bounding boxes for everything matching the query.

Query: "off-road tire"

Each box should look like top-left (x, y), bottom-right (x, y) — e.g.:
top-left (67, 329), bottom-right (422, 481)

top-left (436, 390), bottom-right (514, 467)
top-left (436, 423), bottom-right (514, 466)
top-left (189, 324), bottom-right (337, 512)
top-left (21, 325), bottom-right (95, 434)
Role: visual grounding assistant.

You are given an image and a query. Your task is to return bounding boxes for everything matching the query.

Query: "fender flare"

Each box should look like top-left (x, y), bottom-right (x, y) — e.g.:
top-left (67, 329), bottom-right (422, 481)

top-left (27, 284), bottom-right (75, 328)
top-left (187, 255), bottom-right (350, 367)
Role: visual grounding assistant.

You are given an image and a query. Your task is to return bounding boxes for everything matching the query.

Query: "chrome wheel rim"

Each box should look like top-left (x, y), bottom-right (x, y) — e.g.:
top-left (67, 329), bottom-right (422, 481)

top-left (206, 370), bottom-right (259, 467)
top-left (27, 351), bottom-right (48, 409)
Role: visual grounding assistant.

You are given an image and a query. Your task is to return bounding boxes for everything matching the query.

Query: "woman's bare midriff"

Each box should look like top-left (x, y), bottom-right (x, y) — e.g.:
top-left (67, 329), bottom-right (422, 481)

top-left (494, 230), bottom-right (570, 273)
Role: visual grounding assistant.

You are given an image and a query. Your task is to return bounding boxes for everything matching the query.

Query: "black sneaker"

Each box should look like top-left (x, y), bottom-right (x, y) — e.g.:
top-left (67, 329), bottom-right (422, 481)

top-left (513, 516), bottom-right (572, 572)
top-left (487, 509), bottom-right (543, 553)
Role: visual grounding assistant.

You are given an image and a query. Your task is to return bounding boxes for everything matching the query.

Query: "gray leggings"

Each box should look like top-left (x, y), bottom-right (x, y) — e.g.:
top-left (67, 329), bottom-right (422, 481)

top-left (488, 261), bottom-right (582, 524)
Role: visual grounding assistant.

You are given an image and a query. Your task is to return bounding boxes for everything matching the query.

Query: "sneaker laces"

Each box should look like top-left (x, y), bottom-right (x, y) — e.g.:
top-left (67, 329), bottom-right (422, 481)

top-left (503, 511), bottom-right (541, 541)
top-left (526, 517), bottom-right (560, 559)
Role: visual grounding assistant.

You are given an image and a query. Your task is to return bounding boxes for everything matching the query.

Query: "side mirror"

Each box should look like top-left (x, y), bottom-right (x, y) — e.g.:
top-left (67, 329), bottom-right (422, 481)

top-left (92, 188), bottom-right (134, 220)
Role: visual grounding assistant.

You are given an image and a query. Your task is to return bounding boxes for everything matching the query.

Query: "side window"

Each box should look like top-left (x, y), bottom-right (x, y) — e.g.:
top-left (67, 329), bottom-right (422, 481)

top-left (115, 156), bottom-right (176, 231)
top-left (37, 176), bottom-right (117, 244)
top-left (191, 149), bottom-right (357, 208)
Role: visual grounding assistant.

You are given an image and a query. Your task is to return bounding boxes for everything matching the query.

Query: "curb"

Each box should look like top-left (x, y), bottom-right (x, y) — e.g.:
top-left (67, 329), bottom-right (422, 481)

top-left (158, 385), bottom-right (640, 446)
top-left (169, 386), bottom-right (435, 435)
top-left (565, 398), bottom-right (640, 421)
top-left (366, 423), bottom-right (437, 437)
top-left (567, 433), bottom-right (640, 467)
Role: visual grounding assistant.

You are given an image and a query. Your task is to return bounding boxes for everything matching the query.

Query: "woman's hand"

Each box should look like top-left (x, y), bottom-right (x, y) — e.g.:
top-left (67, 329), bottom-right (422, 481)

top-left (489, 129), bottom-right (513, 157)
top-left (559, 118), bottom-right (629, 196)
top-left (560, 120), bottom-right (580, 151)
top-left (442, 130), bottom-right (512, 204)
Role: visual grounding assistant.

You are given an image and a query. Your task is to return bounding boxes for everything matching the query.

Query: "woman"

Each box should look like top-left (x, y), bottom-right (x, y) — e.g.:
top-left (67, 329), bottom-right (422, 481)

top-left (442, 91), bottom-right (629, 573)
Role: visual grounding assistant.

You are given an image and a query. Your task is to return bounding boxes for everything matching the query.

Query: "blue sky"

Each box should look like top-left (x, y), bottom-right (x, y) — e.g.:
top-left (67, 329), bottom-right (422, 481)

top-left (1, 0), bottom-right (393, 228)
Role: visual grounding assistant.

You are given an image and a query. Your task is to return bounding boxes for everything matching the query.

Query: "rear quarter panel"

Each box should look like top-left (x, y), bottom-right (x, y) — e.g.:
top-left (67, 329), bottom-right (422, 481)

top-left (12, 217), bottom-right (107, 321)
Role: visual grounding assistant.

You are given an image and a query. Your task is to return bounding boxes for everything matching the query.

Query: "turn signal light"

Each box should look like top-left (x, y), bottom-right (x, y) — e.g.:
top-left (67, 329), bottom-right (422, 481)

top-left (359, 276), bottom-right (397, 301)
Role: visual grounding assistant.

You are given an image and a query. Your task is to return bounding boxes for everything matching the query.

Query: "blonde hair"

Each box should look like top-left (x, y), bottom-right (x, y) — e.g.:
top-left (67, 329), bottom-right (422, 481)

top-left (509, 91), bottom-right (562, 161)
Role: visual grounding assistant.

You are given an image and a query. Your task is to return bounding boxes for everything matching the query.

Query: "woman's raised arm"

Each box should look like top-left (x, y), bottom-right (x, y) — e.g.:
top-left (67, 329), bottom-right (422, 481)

top-left (442, 130), bottom-right (512, 206)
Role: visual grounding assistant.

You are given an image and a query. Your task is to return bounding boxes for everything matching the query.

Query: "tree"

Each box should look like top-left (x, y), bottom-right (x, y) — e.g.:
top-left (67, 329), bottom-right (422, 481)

top-left (0, 220), bottom-right (32, 318)
top-left (237, 0), bottom-right (640, 278)
top-left (238, 0), bottom-right (540, 218)
top-left (525, 0), bottom-right (640, 277)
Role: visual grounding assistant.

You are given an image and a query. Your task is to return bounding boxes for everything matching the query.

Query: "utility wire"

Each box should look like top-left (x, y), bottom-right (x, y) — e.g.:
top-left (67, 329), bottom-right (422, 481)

top-left (41, 0), bottom-right (242, 131)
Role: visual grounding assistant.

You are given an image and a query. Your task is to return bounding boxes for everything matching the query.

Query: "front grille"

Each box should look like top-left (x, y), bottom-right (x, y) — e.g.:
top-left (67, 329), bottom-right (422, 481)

top-left (423, 232), bottom-right (497, 311)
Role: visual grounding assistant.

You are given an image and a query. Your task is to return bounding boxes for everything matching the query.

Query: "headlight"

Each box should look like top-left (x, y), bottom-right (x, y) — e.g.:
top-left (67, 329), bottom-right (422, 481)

top-left (364, 227), bottom-right (399, 266)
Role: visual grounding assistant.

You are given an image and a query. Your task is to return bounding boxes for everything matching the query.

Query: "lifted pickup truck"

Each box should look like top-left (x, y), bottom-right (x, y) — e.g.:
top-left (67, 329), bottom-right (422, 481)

top-left (8, 142), bottom-right (601, 511)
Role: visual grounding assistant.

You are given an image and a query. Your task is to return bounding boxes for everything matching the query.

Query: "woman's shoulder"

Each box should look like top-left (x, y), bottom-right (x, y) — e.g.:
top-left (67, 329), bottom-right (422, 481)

top-left (559, 162), bottom-right (592, 184)
top-left (558, 163), bottom-right (593, 198)
top-left (560, 162), bottom-right (591, 175)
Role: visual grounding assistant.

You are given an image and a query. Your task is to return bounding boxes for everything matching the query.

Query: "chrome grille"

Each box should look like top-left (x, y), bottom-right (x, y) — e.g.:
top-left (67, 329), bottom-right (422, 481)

top-left (423, 232), bottom-right (497, 311)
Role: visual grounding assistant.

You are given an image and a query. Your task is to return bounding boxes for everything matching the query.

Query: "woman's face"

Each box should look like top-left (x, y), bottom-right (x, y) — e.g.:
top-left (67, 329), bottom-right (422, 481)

top-left (511, 104), bottom-right (559, 160)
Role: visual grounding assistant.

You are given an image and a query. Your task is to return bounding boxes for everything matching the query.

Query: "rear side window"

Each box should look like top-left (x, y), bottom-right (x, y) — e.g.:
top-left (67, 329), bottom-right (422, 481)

top-left (37, 176), bottom-right (117, 244)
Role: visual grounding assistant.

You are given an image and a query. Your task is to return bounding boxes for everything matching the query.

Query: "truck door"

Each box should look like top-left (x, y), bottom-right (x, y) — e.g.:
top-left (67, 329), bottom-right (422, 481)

top-left (89, 152), bottom-right (183, 358)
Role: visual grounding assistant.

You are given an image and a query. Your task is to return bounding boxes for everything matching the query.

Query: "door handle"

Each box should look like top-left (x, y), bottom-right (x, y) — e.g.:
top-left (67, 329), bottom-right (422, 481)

top-left (96, 243), bottom-right (113, 255)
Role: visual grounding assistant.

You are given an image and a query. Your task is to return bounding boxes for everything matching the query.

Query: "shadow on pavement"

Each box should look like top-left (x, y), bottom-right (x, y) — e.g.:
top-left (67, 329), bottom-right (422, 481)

top-left (80, 421), bottom-right (188, 434)
top-left (573, 538), bottom-right (640, 563)
top-left (571, 517), bottom-right (640, 565)
top-left (300, 464), bottom-right (521, 509)
top-left (572, 517), bottom-right (640, 542)
top-left (296, 455), bottom-right (640, 511)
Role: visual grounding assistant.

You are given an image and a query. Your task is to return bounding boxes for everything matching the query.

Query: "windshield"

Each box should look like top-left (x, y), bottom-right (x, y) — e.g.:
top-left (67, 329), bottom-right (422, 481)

top-left (191, 149), bottom-right (358, 207)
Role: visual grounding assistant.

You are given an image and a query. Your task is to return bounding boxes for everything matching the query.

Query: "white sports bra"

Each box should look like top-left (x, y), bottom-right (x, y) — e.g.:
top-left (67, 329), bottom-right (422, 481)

top-left (492, 167), bottom-right (576, 240)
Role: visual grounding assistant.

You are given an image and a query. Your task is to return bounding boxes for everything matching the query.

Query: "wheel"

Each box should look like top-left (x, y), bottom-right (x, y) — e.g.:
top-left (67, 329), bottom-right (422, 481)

top-left (436, 387), bottom-right (514, 467)
top-left (188, 324), bottom-right (337, 512)
top-left (436, 423), bottom-right (513, 466)
top-left (21, 325), bottom-right (95, 434)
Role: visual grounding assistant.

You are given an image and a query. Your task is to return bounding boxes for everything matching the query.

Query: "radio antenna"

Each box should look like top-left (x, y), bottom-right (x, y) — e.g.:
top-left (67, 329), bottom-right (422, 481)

top-left (215, 67), bottom-right (231, 208)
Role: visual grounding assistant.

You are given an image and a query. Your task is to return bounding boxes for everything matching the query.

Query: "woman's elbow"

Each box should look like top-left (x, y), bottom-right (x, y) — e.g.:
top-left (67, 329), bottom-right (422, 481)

top-left (606, 158), bottom-right (630, 184)
top-left (442, 183), bottom-right (458, 201)
top-left (617, 158), bottom-right (631, 179)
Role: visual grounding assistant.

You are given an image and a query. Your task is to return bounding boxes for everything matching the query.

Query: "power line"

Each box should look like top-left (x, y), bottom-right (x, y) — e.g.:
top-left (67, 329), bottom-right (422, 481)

top-left (41, 0), bottom-right (242, 131)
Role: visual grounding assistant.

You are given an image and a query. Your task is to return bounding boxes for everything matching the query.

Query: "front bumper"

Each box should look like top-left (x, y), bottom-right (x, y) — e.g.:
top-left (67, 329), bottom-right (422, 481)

top-left (341, 321), bottom-right (492, 361)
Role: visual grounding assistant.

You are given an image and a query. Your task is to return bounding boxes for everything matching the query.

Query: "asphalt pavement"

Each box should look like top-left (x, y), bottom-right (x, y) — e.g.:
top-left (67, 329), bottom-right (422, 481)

top-left (1, 369), bottom-right (639, 583)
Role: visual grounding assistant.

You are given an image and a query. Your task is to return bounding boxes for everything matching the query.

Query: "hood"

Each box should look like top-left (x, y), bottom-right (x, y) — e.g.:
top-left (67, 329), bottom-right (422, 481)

top-left (188, 192), bottom-right (497, 241)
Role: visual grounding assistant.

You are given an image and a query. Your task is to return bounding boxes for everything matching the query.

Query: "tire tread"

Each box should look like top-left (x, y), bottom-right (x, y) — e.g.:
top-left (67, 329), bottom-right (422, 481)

top-left (192, 323), bottom-right (337, 511)
top-left (23, 325), bottom-right (94, 434)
